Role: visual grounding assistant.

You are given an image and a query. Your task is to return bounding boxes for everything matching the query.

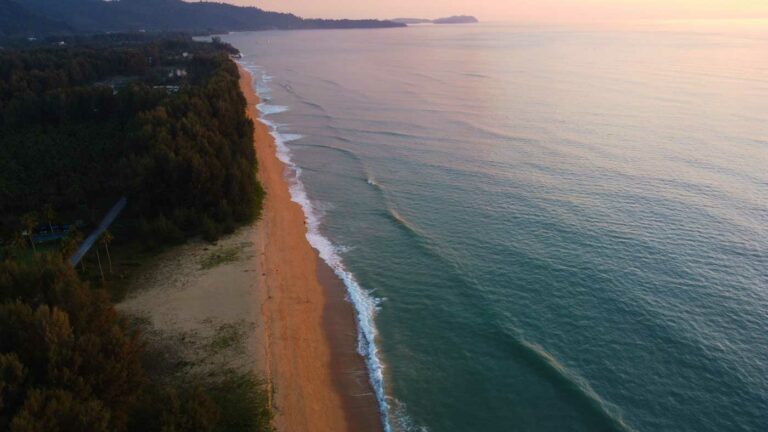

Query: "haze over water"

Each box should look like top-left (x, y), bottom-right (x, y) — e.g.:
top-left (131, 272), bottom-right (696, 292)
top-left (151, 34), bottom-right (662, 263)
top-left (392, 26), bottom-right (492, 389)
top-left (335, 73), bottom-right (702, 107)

top-left (224, 25), bottom-right (768, 431)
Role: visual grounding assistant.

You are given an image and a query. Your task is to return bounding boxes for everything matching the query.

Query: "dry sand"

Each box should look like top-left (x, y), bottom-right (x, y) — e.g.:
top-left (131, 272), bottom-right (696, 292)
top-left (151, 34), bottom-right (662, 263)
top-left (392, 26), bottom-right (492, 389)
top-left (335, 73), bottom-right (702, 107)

top-left (118, 65), bottom-right (383, 432)
top-left (118, 229), bottom-right (263, 376)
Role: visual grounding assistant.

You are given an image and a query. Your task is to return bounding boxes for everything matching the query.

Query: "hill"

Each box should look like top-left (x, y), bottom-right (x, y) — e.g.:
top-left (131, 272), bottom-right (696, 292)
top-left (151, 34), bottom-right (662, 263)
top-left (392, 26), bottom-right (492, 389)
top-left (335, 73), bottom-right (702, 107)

top-left (0, 0), bottom-right (72, 37)
top-left (1, 0), bottom-right (404, 37)
top-left (432, 15), bottom-right (479, 24)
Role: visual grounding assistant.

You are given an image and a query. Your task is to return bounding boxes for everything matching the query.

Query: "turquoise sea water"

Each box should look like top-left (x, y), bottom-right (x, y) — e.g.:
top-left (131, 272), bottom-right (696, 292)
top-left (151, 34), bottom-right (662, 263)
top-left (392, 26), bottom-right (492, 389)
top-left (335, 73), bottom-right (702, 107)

top-left (223, 26), bottom-right (768, 431)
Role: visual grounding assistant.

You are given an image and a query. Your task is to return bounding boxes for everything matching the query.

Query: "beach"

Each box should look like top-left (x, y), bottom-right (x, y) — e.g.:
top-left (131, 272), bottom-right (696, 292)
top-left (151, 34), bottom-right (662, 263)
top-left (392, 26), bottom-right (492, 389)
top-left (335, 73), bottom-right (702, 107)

top-left (118, 64), bottom-right (382, 432)
top-left (240, 64), bottom-right (382, 432)
top-left (125, 64), bottom-right (382, 431)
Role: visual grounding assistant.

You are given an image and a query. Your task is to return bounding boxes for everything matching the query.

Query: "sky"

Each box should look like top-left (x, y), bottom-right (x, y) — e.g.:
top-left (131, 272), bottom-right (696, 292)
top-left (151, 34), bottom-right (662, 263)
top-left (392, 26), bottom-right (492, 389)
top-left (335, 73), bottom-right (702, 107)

top-left (218, 0), bottom-right (768, 24)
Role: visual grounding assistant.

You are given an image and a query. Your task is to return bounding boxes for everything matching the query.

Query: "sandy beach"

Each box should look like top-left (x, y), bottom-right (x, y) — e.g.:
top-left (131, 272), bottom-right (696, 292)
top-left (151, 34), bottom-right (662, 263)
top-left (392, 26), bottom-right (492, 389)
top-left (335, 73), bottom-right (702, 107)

top-left (240, 65), bottom-right (382, 432)
top-left (118, 64), bottom-right (382, 432)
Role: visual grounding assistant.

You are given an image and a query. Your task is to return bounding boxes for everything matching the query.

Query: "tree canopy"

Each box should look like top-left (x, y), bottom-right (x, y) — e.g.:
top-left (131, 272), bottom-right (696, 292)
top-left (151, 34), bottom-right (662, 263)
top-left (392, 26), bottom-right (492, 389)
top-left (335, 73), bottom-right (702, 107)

top-left (0, 35), bottom-right (264, 244)
top-left (0, 36), bottom-right (272, 431)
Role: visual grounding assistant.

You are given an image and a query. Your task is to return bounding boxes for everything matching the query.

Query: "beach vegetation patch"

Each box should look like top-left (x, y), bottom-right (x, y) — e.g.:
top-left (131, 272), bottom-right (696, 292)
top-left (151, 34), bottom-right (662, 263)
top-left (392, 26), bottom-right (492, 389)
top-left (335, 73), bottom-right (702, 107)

top-left (207, 320), bottom-right (252, 355)
top-left (207, 371), bottom-right (274, 432)
top-left (200, 243), bottom-right (249, 270)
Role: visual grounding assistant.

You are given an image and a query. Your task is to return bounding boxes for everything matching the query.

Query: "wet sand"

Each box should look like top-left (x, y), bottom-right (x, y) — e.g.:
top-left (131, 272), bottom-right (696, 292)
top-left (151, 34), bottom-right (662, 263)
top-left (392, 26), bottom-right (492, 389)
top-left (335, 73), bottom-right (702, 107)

top-left (240, 65), bottom-right (383, 432)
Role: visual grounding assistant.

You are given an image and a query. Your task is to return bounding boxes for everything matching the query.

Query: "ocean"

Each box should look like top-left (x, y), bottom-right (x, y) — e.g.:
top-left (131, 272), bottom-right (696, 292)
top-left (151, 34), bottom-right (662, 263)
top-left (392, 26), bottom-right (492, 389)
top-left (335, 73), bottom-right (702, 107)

top-left (222, 25), bottom-right (768, 431)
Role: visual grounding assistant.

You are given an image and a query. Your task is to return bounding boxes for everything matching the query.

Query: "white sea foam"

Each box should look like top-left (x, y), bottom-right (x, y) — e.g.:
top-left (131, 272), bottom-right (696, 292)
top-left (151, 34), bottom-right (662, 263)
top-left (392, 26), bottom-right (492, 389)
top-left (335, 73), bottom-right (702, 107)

top-left (279, 133), bottom-right (304, 143)
top-left (256, 80), bottom-right (272, 97)
top-left (391, 399), bottom-right (430, 432)
top-left (256, 102), bottom-right (289, 115)
top-left (241, 63), bottom-right (393, 432)
top-left (335, 244), bottom-right (353, 254)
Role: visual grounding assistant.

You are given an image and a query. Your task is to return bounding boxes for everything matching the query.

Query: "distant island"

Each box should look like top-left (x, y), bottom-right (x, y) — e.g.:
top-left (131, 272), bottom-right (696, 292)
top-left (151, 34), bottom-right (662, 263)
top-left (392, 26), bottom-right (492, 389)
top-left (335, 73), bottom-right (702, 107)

top-left (0, 0), bottom-right (405, 38)
top-left (392, 15), bottom-right (479, 25)
top-left (391, 18), bottom-right (432, 25)
top-left (433, 15), bottom-right (480, 24)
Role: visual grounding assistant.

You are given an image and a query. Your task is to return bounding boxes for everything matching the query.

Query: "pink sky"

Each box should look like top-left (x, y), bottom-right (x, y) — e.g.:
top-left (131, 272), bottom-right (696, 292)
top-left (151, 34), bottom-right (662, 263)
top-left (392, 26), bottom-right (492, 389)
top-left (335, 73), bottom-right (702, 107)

top-left (217, 0), bottom-right (768, 23)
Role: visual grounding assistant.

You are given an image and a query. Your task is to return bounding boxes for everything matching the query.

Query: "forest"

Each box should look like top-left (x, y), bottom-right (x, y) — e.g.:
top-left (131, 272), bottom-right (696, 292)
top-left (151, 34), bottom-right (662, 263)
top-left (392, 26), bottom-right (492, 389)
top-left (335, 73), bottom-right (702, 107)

top-left (0, 35), bottom-right (270, 431)
top-left (0, 34), bottom-right (263, 244)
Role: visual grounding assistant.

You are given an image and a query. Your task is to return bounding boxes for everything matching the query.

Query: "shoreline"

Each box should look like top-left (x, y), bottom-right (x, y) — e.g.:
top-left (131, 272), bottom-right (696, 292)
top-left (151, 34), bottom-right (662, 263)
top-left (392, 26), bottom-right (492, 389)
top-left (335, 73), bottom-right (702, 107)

top-left (239, 65), bottom-right (384, 432)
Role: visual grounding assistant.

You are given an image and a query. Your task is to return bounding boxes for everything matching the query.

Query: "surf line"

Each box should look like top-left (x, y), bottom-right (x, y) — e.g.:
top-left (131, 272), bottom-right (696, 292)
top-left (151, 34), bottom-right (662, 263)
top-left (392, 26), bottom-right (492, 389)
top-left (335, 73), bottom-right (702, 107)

top-left (241, 62), bottom-right (395, 432)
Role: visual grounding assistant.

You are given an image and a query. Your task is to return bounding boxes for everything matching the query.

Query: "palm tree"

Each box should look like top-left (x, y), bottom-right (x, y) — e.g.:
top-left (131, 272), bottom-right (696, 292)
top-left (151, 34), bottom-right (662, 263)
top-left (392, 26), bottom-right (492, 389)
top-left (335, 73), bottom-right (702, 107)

top-left (60, 228), bottom-right (82, 262)
top-left (100, 230), bottom-right (114, 274)
top-left (44, 204), bottom-right (56, 234)
top-left (95, 247), bottom-right (105, 283)
top-left (21, 212), bottom-right (38, 253)
top-left (8, 232), bottom-right (29, 259)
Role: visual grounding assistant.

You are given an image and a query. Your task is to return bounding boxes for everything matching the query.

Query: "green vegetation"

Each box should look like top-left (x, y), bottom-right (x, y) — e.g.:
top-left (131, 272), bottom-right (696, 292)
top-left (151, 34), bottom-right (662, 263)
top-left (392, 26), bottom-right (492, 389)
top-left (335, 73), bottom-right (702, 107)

top-left (0, 253), bottom-right (144, 431)
top-left (208, 372), bottom-right (273, 432)
top-left (0, 34), bottom-right (264, 245)
top-left (207, 320), bottom-right (252, 356)
top-left (132, 311), bottom-right (271, 432)
top-left (200, 243), bottom-right (250, 270)
top-left (0, 36), bottom-right (272, 431)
